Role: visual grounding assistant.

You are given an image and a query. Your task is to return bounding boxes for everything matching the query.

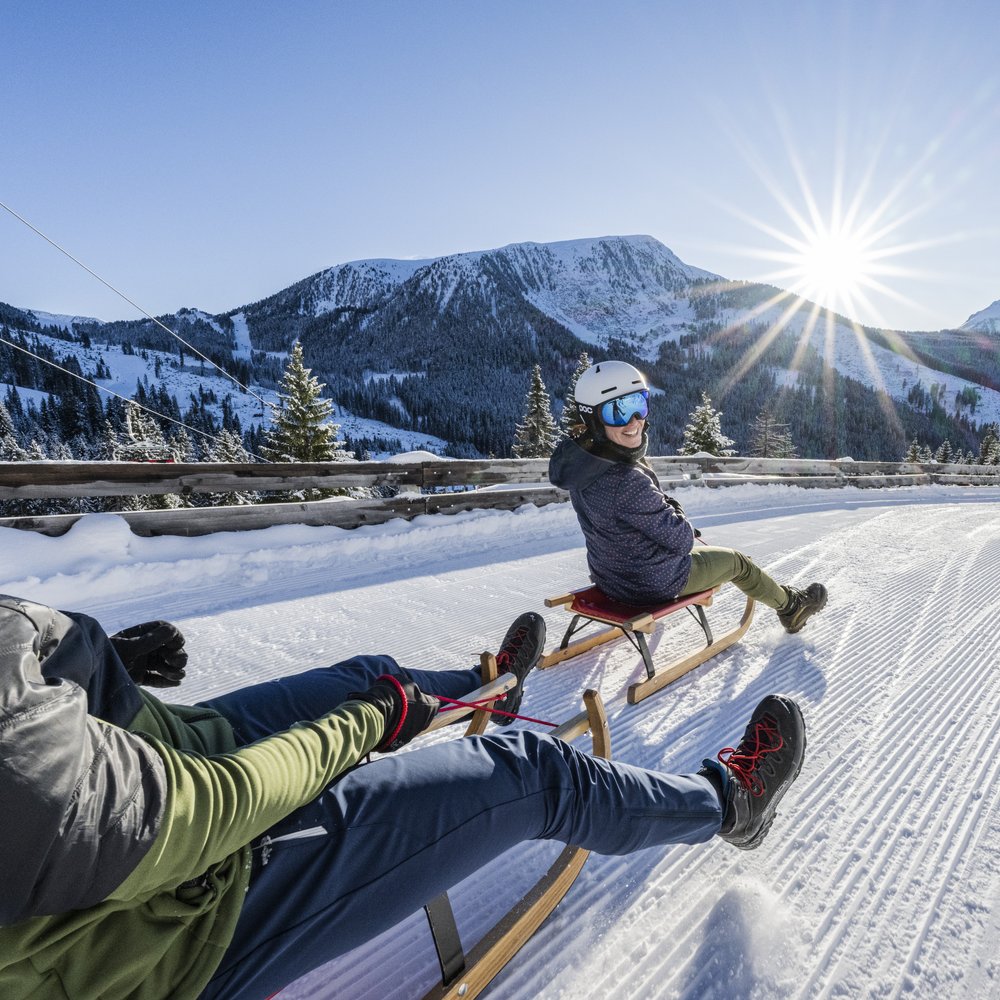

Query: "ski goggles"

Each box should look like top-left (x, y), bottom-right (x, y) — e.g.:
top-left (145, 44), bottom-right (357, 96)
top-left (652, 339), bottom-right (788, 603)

top-left (600, 390), bottom-right (649, 427)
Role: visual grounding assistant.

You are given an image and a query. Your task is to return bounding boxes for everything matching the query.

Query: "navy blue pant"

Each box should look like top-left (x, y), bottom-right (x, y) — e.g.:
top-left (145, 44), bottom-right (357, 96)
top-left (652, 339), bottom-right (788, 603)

top-left (195, 657), bottom-right (724, 1000)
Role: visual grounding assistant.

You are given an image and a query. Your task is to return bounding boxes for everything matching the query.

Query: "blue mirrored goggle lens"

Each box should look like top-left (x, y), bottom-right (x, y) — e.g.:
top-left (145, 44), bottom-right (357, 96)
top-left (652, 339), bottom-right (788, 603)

top-left (599, 390), bottom-right (649, 427)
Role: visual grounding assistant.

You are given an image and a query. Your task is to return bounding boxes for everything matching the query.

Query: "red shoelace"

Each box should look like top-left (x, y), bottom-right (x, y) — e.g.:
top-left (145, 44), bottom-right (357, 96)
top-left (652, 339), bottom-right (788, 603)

top-left (495, 627), bottom-right (527, 671)
top-left (716, 714), bottom-right (784, 797)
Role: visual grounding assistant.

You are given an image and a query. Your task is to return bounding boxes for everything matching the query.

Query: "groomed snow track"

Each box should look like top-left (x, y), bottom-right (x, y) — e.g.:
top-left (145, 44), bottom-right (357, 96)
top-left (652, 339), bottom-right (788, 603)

top-left (4, 484), bottom-right (1000, 999)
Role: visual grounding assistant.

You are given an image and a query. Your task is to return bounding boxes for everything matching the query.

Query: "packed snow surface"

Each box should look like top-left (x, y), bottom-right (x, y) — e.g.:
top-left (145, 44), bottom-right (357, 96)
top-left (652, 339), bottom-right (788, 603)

top-left (4, 482), bottom-right (1000, 1000)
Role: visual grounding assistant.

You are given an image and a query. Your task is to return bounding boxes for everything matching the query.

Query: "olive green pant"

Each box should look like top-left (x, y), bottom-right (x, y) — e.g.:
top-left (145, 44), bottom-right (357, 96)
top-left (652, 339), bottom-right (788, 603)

top-left (679, 545), bottom-right (788, 610)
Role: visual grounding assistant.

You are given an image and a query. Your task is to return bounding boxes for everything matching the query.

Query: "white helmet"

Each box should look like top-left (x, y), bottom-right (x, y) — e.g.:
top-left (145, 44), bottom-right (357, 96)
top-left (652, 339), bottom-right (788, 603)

top-left (574, 360), bottom-right (648, 409)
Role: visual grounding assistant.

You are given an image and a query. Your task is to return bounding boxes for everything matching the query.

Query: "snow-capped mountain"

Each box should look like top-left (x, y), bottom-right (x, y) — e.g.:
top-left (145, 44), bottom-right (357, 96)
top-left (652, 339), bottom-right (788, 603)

top-left (961, 299), bottom-right (1000, 334)
top-left (248, 258), bottom-right (432, 322)
top-left (244, 235), bottom-right (720, 354)
top-left (3, 235), bottom-right (998, 462)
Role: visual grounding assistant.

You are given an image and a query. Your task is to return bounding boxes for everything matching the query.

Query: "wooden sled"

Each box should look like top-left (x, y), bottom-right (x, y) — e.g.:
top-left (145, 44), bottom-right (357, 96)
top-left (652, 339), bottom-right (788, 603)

top-left (541, 585), bottom-right (755, 705)
top-left (420, 688), bottom-right (611, 1000)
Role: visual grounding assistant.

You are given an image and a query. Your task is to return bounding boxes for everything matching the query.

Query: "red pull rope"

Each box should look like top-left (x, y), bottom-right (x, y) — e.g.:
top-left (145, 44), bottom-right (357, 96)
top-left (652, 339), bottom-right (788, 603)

top-left (436, 694), bottom-right (557, 728)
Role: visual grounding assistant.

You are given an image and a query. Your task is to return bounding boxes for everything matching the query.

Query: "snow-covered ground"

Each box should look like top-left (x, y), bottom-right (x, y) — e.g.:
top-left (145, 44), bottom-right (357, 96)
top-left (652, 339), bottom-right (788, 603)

top-left (3, 482), bottom-right (1000, 999)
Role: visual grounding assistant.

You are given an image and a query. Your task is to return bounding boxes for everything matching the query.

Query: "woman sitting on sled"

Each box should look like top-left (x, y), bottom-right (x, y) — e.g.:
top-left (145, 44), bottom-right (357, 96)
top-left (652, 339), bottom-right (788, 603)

top-left (548, 360), bottom-right (828, 633)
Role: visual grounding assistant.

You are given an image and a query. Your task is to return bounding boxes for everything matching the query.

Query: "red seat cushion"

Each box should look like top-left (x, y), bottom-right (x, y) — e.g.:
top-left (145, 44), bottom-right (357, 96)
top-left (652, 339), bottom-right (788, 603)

top-left (570, 585), bottom-right (714, 624)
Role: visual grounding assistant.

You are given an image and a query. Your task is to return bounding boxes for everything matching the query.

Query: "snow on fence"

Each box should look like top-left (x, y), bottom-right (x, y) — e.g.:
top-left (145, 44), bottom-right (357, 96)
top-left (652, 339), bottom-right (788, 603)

top-left (0, 456), bottom-right (998, 538)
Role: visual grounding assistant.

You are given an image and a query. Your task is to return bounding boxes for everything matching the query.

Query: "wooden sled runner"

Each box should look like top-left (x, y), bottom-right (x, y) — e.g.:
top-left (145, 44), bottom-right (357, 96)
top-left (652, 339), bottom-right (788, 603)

top-left (419, 687), bottom-right (611, 1000)
top-left (541, 585), bottom-right (756, 705)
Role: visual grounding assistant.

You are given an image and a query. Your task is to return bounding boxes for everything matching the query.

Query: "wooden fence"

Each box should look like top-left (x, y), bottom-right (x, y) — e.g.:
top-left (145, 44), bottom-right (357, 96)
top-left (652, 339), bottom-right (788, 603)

top-left (1, 456), bottom-right (998, 538)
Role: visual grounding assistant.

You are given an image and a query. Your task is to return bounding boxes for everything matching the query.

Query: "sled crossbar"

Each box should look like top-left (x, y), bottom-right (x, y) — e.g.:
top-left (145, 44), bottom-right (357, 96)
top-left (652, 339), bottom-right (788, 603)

top-left (541, 584), bottom-right (755, 704)
top-left (420, 689), bottom-right (610, 1000)
top-left (421, 651), bottom-right (514, 738)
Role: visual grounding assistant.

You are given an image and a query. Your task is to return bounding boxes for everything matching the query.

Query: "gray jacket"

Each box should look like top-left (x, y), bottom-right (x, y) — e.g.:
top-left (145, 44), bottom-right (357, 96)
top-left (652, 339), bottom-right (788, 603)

top-left (548, 437), bottom-right (695, 604)
top-left (0, 595), bottom-right (165, 925)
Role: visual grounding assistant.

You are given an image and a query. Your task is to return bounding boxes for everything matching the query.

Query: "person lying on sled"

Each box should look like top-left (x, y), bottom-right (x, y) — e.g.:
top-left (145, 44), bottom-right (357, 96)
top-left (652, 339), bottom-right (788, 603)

top-left (0, 594), bottom-right (804, 1000)
top-left (549, 360), bottom-right (827, 633)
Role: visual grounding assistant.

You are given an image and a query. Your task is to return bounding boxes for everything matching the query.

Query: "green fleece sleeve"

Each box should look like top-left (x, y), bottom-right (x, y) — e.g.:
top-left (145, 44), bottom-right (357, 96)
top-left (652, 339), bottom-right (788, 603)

top-left (110, 699), bottom-right (385, 901)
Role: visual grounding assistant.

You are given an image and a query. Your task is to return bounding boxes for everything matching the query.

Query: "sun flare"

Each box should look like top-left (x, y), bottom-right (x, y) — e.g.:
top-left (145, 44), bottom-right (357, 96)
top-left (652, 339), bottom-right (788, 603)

top-left (795, 229), bottom-right (873, 310)
top-left (749, 200), bottom-right (902, 324)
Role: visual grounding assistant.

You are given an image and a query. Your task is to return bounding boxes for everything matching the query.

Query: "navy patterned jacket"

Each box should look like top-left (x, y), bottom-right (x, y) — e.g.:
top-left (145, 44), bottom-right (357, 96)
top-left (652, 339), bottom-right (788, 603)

top-left (548, 436), bottom-right (695, 605)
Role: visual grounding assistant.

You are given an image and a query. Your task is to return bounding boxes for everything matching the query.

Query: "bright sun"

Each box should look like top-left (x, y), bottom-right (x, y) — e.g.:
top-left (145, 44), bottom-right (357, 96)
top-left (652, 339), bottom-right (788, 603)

top-left (795, 229), bottom-right (874, 312)
top-left (714, 147), bottom-right (923, 328)
top-left (745, 207), bottom-right (897, 324)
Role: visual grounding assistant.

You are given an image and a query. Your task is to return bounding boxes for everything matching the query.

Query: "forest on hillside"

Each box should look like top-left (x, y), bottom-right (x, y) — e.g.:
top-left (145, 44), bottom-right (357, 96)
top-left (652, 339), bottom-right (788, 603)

top-left (0, 284), bottom-right (993, 479)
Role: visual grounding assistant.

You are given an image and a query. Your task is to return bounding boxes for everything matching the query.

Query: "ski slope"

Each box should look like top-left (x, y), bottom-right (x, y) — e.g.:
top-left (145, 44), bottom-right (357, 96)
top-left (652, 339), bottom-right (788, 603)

top-left (3, 483), bottom-right (1000, 1000)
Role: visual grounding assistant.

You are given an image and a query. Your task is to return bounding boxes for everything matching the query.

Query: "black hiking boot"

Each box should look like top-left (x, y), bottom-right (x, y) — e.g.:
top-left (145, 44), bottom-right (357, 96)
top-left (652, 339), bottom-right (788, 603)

top-left (777, 583), bottom-right (828, 634)
top-left (490, 612), bottom-right (546, 726)
top-left (702, 694), bottom-right (806, 850)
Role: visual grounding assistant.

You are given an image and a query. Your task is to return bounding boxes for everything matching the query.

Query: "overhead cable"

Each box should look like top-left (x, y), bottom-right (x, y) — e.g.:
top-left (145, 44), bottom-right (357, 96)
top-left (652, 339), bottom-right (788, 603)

top-left (0, 332), bottom-right (271, 462)
top-left (0, 198), bottom-right (270, 408)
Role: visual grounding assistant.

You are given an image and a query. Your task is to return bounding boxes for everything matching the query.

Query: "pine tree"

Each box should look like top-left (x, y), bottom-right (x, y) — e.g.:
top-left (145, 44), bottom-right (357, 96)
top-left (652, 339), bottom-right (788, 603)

top-left (512, 365), bottom-right (559, 458)
top-left (978, 424), bottom-right (1000, 465)
top-left (100, 419), bottom-right (120, 461)
top-left (904, 438), bottom-right (922, 462)
top-left (0, 399), bottom-right (16, 441)
top-left (934, 439), bottom-right (954, 464)
top-left (169, 428), bottom-right (196, 463)
top-left (560, 352), bottom-right (592, 433)
top-left (203, 429), bottom-right (256, 506)
top-left (749, 408), bottom-right (797, 458)
top-left (0, 432), bottom-right (27, 461)
top-left (118, 403), bottom-right (172, 462)
top-left (262, 344), bottom-right (349, 463)
top-left (109, 404), bottom-right (180, 509)
top-left (680, 391), bottom-right (736, 456)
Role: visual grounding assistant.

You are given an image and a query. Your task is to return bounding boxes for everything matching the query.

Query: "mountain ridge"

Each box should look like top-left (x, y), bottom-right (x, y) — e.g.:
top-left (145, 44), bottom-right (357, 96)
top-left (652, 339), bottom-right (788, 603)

top-left (2, 235), bottom-right (998, 463)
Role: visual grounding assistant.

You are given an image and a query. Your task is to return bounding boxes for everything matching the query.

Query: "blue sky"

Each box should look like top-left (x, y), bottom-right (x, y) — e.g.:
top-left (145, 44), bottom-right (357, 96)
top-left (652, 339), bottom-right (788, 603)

top-left (2, 1), bottom-right (998, 331)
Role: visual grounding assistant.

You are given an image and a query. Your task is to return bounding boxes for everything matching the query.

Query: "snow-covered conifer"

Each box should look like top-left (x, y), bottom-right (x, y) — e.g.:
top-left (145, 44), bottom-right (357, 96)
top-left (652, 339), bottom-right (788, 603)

top-left (978, 424), bottom-right (999, 465)
top-left (680, 391), bottom-right (736, 456)
top-left (169, 428), bottom-right (196, 463)
top-left (262, 343), bottom-right (350, 464)
top-left (0, 399), bottom-right (17, 441)
top-left (118, 403), bottom-right (172, 462)
top-left (560, 352), bottom-right (592, 434)
top-left (203, 429), bottom-right (256, 506)
top-left (749, 408), bottom-right (796, 458)
top-left (0, 433), bottom-right (28, 461)
top-left (512, 364), bottom-right (559, 458)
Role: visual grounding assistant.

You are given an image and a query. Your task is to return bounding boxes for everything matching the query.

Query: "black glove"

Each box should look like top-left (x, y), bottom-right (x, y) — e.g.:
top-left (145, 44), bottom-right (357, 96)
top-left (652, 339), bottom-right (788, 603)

top-left (110, 621), bottom-right (188, 688)
top-left (664, 495), bottom-right (686, 517)
top-left (348, 673), bottom-right (440, 752)
top-left (665, 496), bottom-right (701, 537)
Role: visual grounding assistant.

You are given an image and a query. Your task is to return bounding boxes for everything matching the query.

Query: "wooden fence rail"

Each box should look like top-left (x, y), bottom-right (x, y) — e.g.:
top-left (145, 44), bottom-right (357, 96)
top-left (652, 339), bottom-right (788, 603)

top-left (1, 456), bottom-right (998, 537)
